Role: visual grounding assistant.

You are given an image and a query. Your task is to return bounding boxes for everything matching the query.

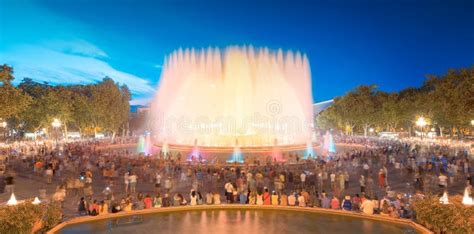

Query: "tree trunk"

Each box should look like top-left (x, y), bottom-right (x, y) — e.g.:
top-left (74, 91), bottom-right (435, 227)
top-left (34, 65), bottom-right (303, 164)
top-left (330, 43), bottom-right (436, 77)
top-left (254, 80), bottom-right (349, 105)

top-left (64, 124), bottom-right (68, 141)
top-left (439, 126), bottom-right (444, 137)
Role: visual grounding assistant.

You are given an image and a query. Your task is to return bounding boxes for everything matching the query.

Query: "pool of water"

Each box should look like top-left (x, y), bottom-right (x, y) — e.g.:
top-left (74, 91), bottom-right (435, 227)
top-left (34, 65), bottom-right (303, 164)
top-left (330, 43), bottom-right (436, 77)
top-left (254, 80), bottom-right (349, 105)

top-left (58, 209), bottom-right (420, 234)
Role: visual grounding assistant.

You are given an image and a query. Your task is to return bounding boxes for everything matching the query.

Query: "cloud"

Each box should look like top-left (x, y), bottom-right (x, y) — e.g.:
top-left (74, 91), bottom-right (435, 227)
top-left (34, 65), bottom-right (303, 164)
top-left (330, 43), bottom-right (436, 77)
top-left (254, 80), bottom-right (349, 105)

top-left (43, 39), bottom-right (108, 58)
top-left (1, 43), bottom-right (155, 97)
top-left (130, 97), bottom-right (152, 106)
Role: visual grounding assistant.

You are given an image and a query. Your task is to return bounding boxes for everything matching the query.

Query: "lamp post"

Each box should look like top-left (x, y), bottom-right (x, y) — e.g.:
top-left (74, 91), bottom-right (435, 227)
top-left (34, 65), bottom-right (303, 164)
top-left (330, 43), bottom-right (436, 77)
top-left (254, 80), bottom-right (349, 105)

top-left (52, 118), bottom-right (61, 148)
top-left (416, 117), bottom-right (427, 140)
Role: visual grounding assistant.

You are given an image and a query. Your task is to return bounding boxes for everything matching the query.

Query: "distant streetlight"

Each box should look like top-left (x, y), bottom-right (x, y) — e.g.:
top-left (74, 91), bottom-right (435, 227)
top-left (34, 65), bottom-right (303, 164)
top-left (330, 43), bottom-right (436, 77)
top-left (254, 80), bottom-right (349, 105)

top-left (369, 128), bottom-right (374, 136)
top-left (1, 121), bottom-right (6, 128)
top-left (416, 117), bottom-right (427, 140)
top-left (52, 118), bottom-right (61, 128)
top-left (471, 120), bottom-right (474, 126)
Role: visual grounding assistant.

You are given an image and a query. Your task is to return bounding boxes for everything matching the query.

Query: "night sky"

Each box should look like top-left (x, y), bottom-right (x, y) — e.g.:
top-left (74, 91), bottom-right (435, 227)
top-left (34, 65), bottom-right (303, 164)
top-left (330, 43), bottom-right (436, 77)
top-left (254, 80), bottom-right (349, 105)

top-left (1, 0), bottom-right (473, 104)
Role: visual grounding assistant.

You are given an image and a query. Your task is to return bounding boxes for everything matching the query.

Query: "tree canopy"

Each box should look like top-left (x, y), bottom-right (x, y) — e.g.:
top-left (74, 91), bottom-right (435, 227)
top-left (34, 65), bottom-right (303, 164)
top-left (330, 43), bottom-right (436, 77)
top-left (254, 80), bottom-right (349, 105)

top-left (0, 64), bottom-right (131, 137)
top-left (316, 66), bottom-right (474, 137)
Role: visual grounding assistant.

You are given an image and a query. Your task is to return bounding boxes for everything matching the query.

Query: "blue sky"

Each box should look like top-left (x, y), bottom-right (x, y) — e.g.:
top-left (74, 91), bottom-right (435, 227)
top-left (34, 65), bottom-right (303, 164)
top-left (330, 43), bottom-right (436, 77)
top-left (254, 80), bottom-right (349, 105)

top-left (1, 0), bottom-right (473, 105)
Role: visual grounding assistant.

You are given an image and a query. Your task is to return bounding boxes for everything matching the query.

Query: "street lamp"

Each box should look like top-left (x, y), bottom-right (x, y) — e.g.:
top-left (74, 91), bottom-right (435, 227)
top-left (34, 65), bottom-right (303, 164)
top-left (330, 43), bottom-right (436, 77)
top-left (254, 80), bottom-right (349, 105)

top-left (416, 117), bottom-right (427, 140)
top-left (51, 118), bottom-right (61, 147)
top-left (369, 128), bottom-right (374, 136)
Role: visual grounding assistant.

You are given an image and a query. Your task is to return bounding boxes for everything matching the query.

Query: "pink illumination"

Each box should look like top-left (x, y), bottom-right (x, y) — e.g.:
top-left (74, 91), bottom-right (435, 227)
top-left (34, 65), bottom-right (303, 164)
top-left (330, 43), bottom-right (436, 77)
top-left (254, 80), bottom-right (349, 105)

top-left (151, 46), bottom-right (314, 148)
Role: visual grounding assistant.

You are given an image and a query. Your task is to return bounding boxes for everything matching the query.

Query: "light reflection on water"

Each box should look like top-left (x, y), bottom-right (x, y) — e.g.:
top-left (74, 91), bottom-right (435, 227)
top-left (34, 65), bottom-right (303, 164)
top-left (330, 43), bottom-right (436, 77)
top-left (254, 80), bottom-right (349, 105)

top-left (59, 210), bottom-right (420, 234)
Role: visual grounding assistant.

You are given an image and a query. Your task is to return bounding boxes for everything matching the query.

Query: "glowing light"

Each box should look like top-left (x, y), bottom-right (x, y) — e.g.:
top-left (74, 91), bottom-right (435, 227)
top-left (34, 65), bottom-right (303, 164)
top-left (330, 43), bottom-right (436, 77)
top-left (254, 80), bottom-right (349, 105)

top-left (1, 121), bottom-right (6, 128)
top-left (462, 187), bottom-right (473, 206)
top-left (416, 117), bottom-right (427, 127)
top-left (369, 128), bottom-right (374, 133)
top-left (323, 131), bottom-right (336, 154)
top-left (7, 193), bottom-right (18, 205)
top-left (137, 135), bottom-right (145, 154)
top-left (151, 46), bottom-right (314, 147)
top-left (32, 197), bottom-right (41, 205)
top-left (227, 139), bottom-right (244, 163)
top-left (52, 118), bottom-right (61, 128)
top-left (439, 191), bottom-right (449, 204)
top-left (304, 141), bottom-right (315, 159)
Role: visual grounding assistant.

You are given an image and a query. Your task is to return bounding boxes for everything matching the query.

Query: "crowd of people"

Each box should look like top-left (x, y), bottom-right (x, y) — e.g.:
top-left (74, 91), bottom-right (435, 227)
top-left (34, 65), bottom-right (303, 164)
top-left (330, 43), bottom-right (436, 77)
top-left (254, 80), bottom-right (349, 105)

top-left (0, 135), bottom-right (472, 222)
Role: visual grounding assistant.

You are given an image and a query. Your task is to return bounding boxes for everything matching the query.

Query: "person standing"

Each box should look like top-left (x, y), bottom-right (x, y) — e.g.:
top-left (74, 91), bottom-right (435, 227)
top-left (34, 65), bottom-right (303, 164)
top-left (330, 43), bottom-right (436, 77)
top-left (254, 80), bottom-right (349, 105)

top-left (359, 175), bottom-right (366, 193)
top-left (129, 173), bottom-right (138, 193)
top-left (123, 172), bottom-right (130, 193)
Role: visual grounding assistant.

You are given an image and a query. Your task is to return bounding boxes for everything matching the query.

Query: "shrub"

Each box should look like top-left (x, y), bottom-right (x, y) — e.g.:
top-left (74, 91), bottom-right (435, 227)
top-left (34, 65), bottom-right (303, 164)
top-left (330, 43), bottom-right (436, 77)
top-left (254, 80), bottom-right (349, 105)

top-left (0, 201), bottom-right (62, 234)
top-left (412, 195), bottom-right (474, 234)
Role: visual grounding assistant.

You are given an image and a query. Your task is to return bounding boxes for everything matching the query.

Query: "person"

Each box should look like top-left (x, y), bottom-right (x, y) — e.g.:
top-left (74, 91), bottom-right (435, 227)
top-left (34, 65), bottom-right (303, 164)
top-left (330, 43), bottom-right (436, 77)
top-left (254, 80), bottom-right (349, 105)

top-left (378, 169), bottom-right (385, 188)
top-left (89, 200), bottom-right (99, 216)
top-left (280, 193), bottom-right (288, 206)
top-left (206, 192), bottom-right (213, 205)
top-left (240, 191), bottom-right (248, 204)
top-left (380, 200), bottom-right (390, 216)
top-left (438, 173), bottom-right (448, 188)
top-left (288, 193), bottom-right (296, 206)
top-left (256, 192), bottom-right (264, 205)
top-left (111, 201), bottom-right (122, 213)
top-left (162, 193), bottom-right (171, 207)
top-left (330, 196), bottom-right (340, 209)
top-left (300, 172), bottom-right (306, 188)
top-left (224, 181), bottom-right (234, 203)
top-left (78, 197), bottom-right (87, 215)
top-left (197, 192), bottom-right (204, 205)
top-left (124, 200), bottom-right (133, 211)
top-left (144, 194), bottom-right (153, 209)
top-left (298, 192), bottom-right (306, 207)
top-left (190, 190), bottom-right (198, 206)
top-left (173, 193), bottom-right (182, 206)
top-left (213, 192), bottom-right (221, 205)
top-left (321, 193), bottom-right (330, 209)
top-left (359, 175), bottom-right (366, 193)
top-left (271, 191), bottom-right (278, 205)
top-left (165, 177), bottom-right (172, 192)
top-left (99, 200), bottom-right (109, 215)
top-left (129, 173), bottom-right (138, 193)
top-left (248, 191), bottom-right (257, 205)
top-left (360, 196), bottom-right (374, 215)
top-left (153, 194), bottom-right (162, 208)
top-left (341, 195), bottom-right (352, 211)
top-left (263, 188), bottom-right (271, 205)
top-left (46, 167), bottom-right (53, 184)
top-left (155, 172), bottom-right (162, 193)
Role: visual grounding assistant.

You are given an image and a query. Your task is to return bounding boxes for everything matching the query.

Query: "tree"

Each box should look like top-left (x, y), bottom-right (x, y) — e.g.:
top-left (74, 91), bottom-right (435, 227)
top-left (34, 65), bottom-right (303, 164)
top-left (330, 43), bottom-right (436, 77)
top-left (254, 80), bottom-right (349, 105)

top-left (0, 65), bottom-right (31, 121)
top-left (0, 64), bottom-right (14, 84)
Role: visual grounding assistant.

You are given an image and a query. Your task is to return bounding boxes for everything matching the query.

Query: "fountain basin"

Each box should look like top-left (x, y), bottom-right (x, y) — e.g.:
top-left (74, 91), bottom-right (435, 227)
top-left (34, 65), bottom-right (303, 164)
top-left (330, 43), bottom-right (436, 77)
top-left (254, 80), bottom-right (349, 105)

top-left (48, 205), bottom-right (431, 234)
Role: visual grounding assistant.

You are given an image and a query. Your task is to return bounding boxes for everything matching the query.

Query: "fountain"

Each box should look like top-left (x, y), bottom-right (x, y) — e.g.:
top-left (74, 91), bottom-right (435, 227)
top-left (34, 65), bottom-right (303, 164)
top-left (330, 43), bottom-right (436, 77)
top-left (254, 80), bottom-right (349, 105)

top-left (227, 139), bottom-right (244, 163)
top-left (322, 131), bottom-right (336, 160)
top-left (136, 136), bottom-right (145, 154)
top-left (150, 46), bottom-right (314, 149)
top-left (188, 139), bottom-right (200, 161)
top-left (137, 132), bottom-right (152, 156)
top-left (304, 141), bottom-right (316, 159)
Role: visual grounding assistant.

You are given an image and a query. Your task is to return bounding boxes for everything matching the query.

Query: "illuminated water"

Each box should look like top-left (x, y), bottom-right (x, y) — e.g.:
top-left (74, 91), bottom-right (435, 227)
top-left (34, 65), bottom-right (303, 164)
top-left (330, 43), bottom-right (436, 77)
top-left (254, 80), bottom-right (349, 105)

top-left (58, 210), bottom-right (420, 234)
top-left (151, 46), bottom-right (314, 147)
